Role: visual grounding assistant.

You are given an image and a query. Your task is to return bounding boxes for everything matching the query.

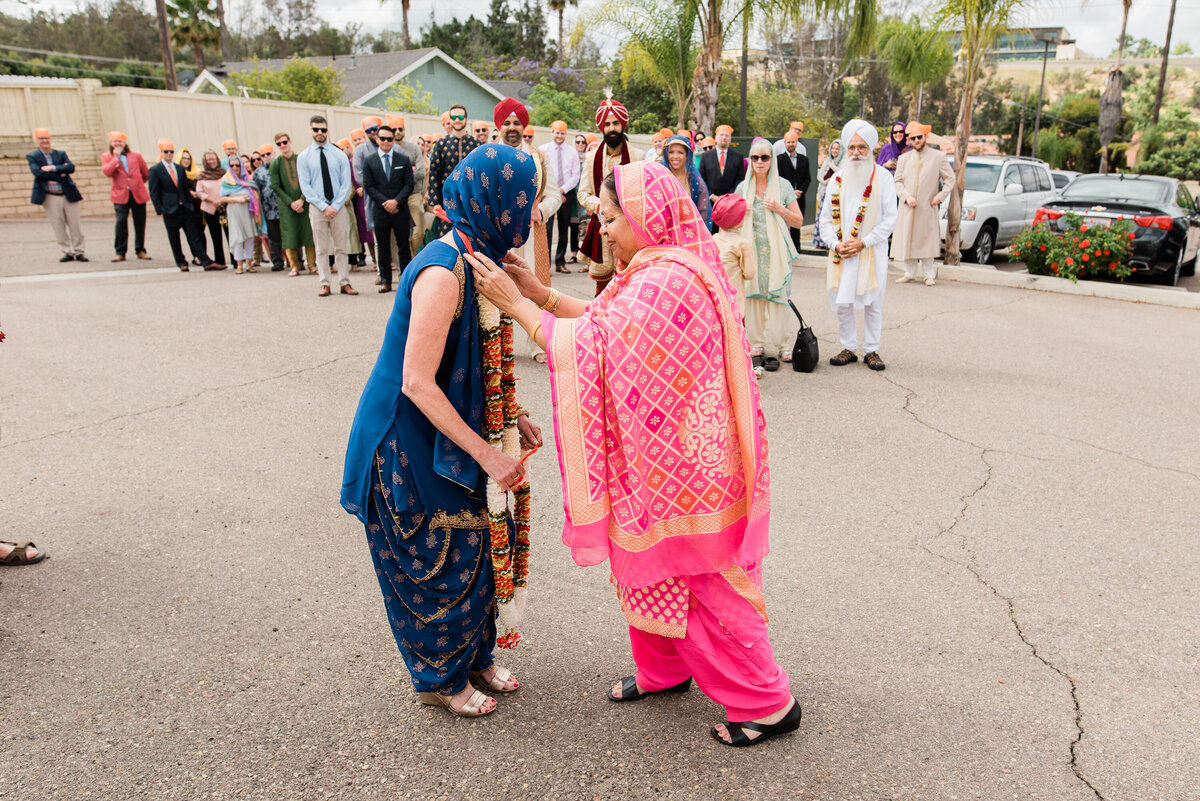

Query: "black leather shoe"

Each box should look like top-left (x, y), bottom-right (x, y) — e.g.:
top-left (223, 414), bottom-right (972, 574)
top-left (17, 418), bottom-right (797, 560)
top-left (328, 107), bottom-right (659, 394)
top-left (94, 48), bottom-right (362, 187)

top-left (59, 254), bottom-right (75, 262)
top-left (829, 348), bottom-right (858, 366)
top-left (864, 352), bottom-right (886, 371)
top-left (74, 254), bottom-right (88, 262)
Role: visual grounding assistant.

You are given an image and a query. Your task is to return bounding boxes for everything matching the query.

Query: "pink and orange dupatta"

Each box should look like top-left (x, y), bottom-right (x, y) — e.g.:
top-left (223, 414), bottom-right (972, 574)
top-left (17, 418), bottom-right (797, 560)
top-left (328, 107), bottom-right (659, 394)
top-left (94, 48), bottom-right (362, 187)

top-left (543, 162), bottom-right (772, 604)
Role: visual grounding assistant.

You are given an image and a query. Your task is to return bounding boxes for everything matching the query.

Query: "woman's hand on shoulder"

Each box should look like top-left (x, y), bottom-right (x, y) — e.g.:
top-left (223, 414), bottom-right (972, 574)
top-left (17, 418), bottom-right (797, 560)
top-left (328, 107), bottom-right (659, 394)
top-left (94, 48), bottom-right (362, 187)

top-left (466, 251), bottom-right (523, 314)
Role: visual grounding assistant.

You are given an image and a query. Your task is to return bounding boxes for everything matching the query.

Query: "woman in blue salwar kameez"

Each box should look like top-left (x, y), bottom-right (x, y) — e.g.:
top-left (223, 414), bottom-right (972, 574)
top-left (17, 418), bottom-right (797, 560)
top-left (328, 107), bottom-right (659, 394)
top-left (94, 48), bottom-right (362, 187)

top-left (341, 145), bottom-right (542, 717)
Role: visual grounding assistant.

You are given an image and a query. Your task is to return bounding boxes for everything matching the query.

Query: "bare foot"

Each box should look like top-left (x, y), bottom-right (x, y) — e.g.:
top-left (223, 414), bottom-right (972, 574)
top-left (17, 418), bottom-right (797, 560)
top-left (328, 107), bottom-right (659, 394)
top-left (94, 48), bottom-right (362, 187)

top-left (713, 698), bottom-right (797, 744)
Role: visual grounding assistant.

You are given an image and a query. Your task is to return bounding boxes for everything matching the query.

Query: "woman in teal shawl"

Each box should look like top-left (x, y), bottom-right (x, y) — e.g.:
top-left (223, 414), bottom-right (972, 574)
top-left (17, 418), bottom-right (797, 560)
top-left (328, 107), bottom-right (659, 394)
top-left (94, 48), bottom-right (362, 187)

top-left (341, 144), bottom-right (541, 718)
top-left (219, 154), bottom-right (263, 273)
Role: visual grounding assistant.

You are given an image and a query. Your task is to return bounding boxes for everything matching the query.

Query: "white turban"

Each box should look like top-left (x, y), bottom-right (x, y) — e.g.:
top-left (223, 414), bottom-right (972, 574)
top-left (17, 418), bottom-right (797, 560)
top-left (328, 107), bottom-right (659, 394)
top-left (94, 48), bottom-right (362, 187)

top-left (840, 118), bottom-right (878, 152)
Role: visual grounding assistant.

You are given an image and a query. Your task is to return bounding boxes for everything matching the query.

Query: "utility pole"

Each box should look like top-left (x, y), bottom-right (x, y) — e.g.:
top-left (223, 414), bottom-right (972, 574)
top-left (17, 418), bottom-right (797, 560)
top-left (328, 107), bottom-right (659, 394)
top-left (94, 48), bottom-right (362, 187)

top-left (1031, 38), bottom-right (1050, 158)
top-left (1016, 85), bottom-right (1029, 154)
top-left (1152, 0), bottom-right (1177, 124)
top-left (155, 0), bottom-right (177, 91)
top-left (739, 6), bottom-right (750, 136)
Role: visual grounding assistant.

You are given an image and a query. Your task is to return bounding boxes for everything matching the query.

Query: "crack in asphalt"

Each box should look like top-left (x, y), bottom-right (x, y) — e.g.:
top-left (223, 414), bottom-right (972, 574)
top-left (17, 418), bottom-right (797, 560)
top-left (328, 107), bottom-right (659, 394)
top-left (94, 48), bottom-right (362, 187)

top-left (0, 350), bottom-right (376, 450)
top-left (1044, 434), bottom-right (1200, 483)
top-left (884, 374), bottom-right (1106, 801)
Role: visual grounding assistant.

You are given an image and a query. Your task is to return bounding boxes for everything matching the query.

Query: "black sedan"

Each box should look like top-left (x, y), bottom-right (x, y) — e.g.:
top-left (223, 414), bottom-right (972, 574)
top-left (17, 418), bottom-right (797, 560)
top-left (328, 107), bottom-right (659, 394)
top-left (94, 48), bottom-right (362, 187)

top-left (1032, 174), bottom-right (1200, 285)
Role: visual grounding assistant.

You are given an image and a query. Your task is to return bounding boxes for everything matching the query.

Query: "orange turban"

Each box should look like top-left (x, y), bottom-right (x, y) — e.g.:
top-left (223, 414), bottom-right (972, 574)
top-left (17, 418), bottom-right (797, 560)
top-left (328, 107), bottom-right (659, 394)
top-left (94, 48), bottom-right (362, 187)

top-left (523, 125), bottom-right (535, 136)
top-left (360, 116), bottom-right (383, 130)
top-left (33, 128), bottom-right (50, 139)
top-left (386, 114), bottom-right (405, 129)
top-left (222, 139), bottom-right (237, 150)
top-left (441, 111), bottom-right (451, 123)
top-left (336, 138), bottom-right (352, 150)
top-left (258, 143), bottom-right (274, 154)
top-left (351, 128), bottom-right (365, 139)
top-left (905, 121), bottom-right (932, 137)
top-left (657, 128), bottom-right (674, 140)
top-left (157, 138), bottom-right (174, 152)
top-left (701, 137), bottom-right (716, 147)
top-left (585, 133), bottom-right (598, 144)
top-left (790, 121), bottom-right (804, 132)
top-left (715, 124), bottom-right (733, 136)
top-left (108, 131), bottom-right (128, 142)
top-left (550, 120), bottom-right (568, 132)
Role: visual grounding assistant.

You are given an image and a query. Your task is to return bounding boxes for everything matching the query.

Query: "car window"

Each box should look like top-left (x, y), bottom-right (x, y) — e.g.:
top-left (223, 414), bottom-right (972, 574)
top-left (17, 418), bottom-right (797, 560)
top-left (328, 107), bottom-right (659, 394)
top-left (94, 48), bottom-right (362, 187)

top-left (965, 163), bottom-right (1001, 192)
top-left (1003, 166), bottom-right (1022, 192)
top-left (1036, 168), bottom-right (1052, 192)
top-left (1053, 173), bottom-right (1070, 189)
top-left (1062, 176), bottom-right (1168, 203)
top-left (1018, 165), bottom-right (1039, 192)
top-left (1177, 183), bottom-right (1195, 211)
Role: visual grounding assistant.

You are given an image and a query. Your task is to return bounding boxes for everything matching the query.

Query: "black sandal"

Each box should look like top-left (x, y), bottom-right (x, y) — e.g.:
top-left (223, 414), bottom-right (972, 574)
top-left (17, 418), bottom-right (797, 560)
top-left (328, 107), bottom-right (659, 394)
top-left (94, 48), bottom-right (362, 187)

top-left (762, 356), bottom-right (781, 372)
top-left (607, 675), bottom-right (692, 703)
top-left (751, 353), bottom-right (763, 370)
top-left (711, 700), bottom-right (801, 747)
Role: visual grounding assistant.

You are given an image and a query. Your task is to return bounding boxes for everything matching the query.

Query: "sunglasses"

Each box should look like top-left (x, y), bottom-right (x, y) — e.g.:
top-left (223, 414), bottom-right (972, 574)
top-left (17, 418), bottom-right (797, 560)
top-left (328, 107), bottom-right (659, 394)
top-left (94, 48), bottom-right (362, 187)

top-left (749, 155), bottom-right (771, 162)
top-left (475, 126), bottom-right (488, 132)
top-left (395, 127), bottom-right (404, 132)
top-left (161, 149), bottom-right (174, 154)
top-left (377, 136), bottom-right (394, 142)
top-left (276, 140), bottom-right (288, 146)
top-left (365, 126), bottom-right (379, 133)
top-left (311, 127), bottom-right (327, 133)
top-left (449, 113), bottom-right (466, 120)
top-left (909, 134), bottom-right (925, 141)
top-left (893, 129), bottom-right (906, 135)
top-left (523, 135), bottom-right (533, 140)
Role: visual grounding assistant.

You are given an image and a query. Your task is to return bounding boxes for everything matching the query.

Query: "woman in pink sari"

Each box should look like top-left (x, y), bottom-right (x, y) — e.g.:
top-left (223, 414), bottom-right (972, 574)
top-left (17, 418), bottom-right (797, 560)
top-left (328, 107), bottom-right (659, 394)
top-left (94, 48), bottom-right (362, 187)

top-left (468, 160), bottom-right (799, 747)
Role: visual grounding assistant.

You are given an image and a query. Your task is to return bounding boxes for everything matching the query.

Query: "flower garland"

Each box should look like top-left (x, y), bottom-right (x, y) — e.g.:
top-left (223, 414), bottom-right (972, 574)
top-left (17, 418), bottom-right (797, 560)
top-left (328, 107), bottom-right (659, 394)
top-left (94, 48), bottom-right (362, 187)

top-left (829, 167), bottom-right (875, 265)
top-left (476, 288), bottom-right (531, 650)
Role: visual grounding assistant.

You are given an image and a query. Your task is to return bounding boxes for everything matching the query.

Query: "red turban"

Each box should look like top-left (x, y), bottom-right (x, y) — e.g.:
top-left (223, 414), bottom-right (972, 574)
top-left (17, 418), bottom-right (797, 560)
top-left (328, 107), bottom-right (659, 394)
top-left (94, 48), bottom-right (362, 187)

top-left (711, 194), bottom-right (747, 230)
top-left (595, 99), bottom-right (629, 129)
top-left (494, 97), bottom-right (528, 130)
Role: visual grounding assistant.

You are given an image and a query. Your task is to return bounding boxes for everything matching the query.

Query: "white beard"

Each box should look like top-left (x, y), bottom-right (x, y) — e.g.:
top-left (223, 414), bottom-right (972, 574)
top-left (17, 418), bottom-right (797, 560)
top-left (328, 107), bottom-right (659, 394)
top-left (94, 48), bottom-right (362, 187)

top-left (840, 155), bottom-right (874, 205)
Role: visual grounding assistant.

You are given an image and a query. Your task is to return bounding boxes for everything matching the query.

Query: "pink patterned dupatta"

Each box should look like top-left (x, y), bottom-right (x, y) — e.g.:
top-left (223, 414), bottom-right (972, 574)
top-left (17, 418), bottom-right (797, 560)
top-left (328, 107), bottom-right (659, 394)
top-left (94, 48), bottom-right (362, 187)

top-left (543, 161), bottom-right (771, 593)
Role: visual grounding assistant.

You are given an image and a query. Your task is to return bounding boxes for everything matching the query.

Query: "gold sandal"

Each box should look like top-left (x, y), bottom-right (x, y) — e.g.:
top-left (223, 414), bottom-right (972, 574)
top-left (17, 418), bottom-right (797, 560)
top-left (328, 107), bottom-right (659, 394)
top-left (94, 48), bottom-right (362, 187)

top-left (470, 666), bottom-right (519, 694)
top-left (417, 688), bottom-right (496, 717)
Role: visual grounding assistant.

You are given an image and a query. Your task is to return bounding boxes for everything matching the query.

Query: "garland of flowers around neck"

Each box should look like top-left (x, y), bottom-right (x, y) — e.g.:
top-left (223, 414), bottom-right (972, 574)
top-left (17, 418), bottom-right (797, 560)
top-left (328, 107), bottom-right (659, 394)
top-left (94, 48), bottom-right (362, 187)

top-left (829, 167), bottom-right (875, 266)
top-left (477, 288), bottom-right (531, 650)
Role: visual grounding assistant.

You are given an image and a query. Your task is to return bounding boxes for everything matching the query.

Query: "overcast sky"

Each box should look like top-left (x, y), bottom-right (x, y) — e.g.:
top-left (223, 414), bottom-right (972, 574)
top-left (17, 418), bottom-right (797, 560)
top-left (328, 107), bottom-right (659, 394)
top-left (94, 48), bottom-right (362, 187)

top-left (3, 0), bottom-right (1193, 62)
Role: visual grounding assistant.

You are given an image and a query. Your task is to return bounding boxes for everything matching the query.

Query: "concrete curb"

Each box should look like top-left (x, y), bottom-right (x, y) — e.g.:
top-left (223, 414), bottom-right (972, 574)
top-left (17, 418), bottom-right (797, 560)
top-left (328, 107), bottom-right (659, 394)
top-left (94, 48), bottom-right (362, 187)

top-left (793, 255), bottom-right (1200, 310)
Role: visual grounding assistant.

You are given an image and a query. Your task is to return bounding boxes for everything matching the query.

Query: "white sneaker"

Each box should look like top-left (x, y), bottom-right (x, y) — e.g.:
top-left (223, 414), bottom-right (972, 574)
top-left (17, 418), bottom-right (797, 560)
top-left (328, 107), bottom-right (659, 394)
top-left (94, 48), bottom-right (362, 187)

top-left (925, 278), bottom-right (936, 286)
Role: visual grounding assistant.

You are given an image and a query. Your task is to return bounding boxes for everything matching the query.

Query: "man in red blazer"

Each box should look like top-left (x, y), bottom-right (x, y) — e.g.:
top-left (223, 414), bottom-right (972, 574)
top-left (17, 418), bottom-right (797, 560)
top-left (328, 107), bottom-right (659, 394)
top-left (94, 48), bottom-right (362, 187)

top-left (100, 131), bottom-right (151, 262)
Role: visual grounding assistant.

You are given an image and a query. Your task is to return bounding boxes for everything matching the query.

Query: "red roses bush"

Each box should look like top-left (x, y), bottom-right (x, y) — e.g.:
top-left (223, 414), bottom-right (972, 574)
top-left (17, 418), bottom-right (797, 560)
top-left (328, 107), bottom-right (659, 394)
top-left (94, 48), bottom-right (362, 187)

top-left (1010, 212), bottom-right (1135, 283)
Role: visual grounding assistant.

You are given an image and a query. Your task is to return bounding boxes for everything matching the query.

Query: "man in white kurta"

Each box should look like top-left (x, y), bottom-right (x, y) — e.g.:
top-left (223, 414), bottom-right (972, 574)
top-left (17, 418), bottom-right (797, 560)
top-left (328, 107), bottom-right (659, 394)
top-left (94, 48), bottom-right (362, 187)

top-left (893, 121), bottom-right (955, 285)
top-left (817, 119), bottom-right (898, 371)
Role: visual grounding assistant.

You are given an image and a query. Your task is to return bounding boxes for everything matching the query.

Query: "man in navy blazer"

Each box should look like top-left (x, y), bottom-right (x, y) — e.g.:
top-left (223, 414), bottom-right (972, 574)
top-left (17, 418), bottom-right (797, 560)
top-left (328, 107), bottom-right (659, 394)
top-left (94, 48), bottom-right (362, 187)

top-left (147, 138), bottom-right (214, 271)
top-left (360, 124), bottom-right (414, 293)
top-left (28, 128), bottom-right (87, 262)
top-left (698, 125), bottom-right (746, 232)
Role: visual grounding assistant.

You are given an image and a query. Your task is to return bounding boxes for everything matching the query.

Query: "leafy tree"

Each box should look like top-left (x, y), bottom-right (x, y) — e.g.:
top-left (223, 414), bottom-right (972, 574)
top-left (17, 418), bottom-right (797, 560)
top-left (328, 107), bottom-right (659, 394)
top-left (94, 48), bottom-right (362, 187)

top-left (1135, 136), bottom-right (1200, 180)
top-left (383, 81), bottom-right (438, 115)
top-left (230, 56), bottom-right (345, 103)
top-left (527, 79), bottom-right (589, 128)
top-left (167, 0), bottom-right (220, 72)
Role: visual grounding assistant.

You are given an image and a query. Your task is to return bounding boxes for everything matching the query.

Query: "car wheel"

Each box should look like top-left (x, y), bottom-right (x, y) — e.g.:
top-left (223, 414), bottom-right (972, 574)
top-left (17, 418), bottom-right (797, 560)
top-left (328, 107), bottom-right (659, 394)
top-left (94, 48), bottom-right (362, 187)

top-left (965, 224), bottom-right (996, 265)
top-left (1163, 246), bottom-right (1183, 286)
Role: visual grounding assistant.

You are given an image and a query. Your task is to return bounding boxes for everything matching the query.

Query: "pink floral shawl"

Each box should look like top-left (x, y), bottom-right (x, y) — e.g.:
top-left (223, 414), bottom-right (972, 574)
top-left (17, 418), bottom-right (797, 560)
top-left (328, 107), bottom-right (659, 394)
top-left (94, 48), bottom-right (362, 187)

top-left (544, 161), bottom-right (771, 589)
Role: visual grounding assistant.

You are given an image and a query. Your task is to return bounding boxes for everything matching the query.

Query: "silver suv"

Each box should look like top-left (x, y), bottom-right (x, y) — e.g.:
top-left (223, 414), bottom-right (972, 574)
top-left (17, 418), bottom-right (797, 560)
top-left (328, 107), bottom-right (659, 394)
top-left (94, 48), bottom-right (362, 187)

top-left (939, 155), bottom-right (1057, 264)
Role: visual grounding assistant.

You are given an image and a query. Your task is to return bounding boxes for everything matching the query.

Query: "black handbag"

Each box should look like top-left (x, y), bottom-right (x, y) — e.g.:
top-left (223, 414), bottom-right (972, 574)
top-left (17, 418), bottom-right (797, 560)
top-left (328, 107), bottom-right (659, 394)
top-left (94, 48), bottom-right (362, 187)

top-left (788, 300), bottom-right (819, 373)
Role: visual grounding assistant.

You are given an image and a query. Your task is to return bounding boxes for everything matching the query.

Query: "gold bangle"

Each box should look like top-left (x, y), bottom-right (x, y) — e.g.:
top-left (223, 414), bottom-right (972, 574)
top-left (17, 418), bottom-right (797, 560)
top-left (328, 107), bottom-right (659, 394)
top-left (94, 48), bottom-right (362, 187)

top-left (539, 287), bottom-right (560, 312)
top-left (528, 319), bottom-right (543, 343)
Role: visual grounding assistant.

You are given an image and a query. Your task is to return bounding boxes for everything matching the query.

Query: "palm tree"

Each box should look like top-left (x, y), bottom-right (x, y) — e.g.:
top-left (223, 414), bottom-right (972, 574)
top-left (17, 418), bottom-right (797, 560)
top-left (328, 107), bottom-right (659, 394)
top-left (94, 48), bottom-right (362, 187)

top-left (585, 0), bottom-right (700, 127)
top-left (877, 16), bottom-right (952, 120)
top-left (154, 0), bottom-right (178, 90)
top-left (938, 0), bottom-right (1029, 264)
top-left (1098, 0), bottom-right (1132, 173)
top-left (1151, 0), bottom-right (1177, 124)
top-left (167, 0), bottom-right (220, 72)
top-left (548, 0), bottom-right (580, 65)
top-left (381, 0), bottom-right (413, 50)
top-left (214, 0), bottom-right (230, 61)
top-left (687, 0), bottom-right (877, 136)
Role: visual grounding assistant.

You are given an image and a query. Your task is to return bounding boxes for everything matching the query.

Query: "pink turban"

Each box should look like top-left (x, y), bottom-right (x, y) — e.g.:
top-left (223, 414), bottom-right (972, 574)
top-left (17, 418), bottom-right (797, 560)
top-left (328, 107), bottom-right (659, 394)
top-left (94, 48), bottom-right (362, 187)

top-left (494, 97), bottom-right (529, 130)
top-left (711, 194), bottom-right (748, 230)
top-left (595, 99), bottom-right (629, 129)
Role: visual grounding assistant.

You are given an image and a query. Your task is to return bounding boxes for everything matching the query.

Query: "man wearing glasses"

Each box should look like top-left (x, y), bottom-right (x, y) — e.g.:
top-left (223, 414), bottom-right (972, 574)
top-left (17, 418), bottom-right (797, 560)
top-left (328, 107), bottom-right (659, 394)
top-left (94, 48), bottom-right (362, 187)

top-left (147, 138), bottom-right (213, 271)
top-left (297, 114), bottom-right (357, 296)
top-left (268, 131), bottom-right (316, 276)
top-left (353, 116), bottom-right (384, 268)
top-left (383, 114), bottom-right (427, 259)
top-left (540, 120), bottom-right (581, 272)
top-left (252, 143), bottom-right (285, 271)
top-left (425, 103), bottom-right (478, 237)
top-left (360, 124), bottom-right (414, 293)
top-left (473, 120), bottom-right (491, 144)
top-left (892, 122), bottom-right (953, 286)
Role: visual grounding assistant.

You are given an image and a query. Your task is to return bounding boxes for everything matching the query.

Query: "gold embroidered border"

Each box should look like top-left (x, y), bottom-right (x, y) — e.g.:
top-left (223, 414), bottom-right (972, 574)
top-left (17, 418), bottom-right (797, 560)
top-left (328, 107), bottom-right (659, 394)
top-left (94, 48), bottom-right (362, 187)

top-left (607, 499), bottom-right (748, 553)
top-left (623, 607), bottom-right (687, 639)
top-left (452, 257), bottom-right (466, 320)
top-left (389, 510), bottom-right (488, 620)
top-left (720, 565), bottom-right (768, 624)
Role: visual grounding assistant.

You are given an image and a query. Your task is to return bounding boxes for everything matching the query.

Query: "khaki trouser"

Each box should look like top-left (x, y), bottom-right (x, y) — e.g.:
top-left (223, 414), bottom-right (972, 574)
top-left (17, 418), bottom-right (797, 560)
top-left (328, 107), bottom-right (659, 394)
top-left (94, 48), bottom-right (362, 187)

top-left (42, 193), bottom-right (86, 255)
top-left (308, 205), bottom-right (350, 288)
top-left (408, 193), bottom-right (426, 258)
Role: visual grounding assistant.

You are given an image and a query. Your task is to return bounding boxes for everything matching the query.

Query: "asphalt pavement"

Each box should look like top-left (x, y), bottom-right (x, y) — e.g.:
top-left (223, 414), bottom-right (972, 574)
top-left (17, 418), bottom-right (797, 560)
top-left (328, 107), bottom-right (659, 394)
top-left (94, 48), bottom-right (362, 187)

top-left (2, 218), bottom-right (1198, 801)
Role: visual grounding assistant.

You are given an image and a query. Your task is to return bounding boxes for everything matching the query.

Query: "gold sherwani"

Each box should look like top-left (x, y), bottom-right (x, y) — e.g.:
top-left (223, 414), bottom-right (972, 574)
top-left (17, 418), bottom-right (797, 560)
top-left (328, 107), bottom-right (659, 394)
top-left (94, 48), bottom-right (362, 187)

top-left (577, 142), bottom-right (643, 281)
